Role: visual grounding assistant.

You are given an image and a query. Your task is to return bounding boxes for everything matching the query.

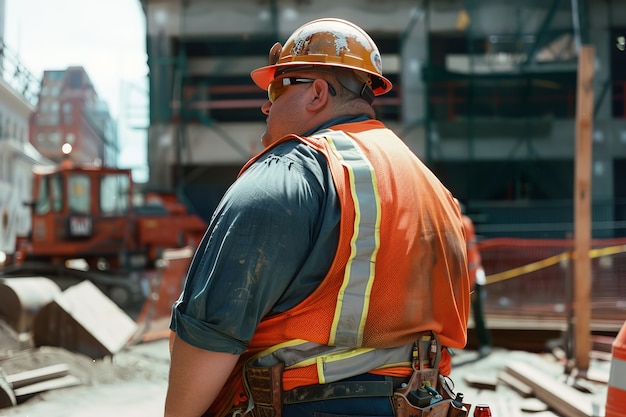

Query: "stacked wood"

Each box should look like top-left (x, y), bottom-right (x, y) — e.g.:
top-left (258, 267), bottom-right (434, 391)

top-left (457, 350), bottom-right (608, 417)
top-left (0, 363), bottom-right (81, 409)
top-left (504, 361), bottom-right (605, 417)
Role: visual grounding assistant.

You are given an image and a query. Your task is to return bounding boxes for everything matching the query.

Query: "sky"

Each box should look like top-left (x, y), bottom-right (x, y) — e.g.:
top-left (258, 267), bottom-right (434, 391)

top-left (4, 0), bottom-right (149, 181)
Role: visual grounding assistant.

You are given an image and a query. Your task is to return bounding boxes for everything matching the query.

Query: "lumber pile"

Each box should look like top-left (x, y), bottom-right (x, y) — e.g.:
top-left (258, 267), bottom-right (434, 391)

top-left (460, 353), bottom-right (607, 417)
top-left (0, 280), bottom-right (140, 410)
top-left (0, 362), bottom-right (81, 409)
top-left (503, 361), bottom-right (604, 417)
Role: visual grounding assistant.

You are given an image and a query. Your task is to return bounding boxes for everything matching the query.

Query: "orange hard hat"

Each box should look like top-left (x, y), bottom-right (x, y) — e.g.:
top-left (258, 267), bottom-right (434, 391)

top-left (251, 18), bottom-right (392, 96)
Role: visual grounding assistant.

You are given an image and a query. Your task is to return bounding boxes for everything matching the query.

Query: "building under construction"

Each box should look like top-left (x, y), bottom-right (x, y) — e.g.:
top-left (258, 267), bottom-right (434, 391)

top-left (138, 0), bottom-right (626, 239)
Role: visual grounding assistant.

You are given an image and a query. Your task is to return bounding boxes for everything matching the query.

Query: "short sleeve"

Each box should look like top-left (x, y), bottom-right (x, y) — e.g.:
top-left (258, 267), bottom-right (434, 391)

top-left (170, 140), bottom-right (340, 354)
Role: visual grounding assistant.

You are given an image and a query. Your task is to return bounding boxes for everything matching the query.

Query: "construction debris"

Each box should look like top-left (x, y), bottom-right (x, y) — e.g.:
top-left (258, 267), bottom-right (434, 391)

top-left (505, 361), bottom-right (604, 417)
top-left (0, 277), bottom-right (61, 334)
top-left (32, 280), bottom-right (137, 359)
top-left (3, 363), bottom-right (81, 405)
top-left (448, 348), bottom-right (611, 417)
top-left (0, 348), bottom-right (87, 410)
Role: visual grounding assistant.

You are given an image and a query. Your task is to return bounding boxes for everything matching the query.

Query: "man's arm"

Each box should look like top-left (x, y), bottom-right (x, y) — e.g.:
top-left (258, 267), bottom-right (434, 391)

top-left (165, 334), bottom-right (240, 417)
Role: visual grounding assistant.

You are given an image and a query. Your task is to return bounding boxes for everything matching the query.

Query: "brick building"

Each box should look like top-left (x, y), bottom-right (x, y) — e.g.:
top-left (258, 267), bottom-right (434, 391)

top-left (29, 66), bottom-right (117, 166)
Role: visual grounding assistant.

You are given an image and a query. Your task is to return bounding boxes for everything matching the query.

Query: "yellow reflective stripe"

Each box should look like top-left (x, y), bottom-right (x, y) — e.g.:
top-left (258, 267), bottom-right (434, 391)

top-left (253, 341), bottom-right (413, 383)
top-left (316, 347), bottom-right (376, 384)
top-left (251, 339), bottom-right (311, 366)
top-left (321, 131), bottom-right (381, 347)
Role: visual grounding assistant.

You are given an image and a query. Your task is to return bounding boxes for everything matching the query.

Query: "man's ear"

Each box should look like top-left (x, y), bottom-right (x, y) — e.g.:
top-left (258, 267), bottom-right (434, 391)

top-left (306, 79), bottom-right (331, 111)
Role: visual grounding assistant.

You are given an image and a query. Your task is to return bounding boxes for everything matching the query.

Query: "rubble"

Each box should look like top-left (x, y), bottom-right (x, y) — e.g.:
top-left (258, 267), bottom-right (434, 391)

top-left (449, 348), bottom-right (611, 416)
top-left (0, 332), bottom-right (170, 416)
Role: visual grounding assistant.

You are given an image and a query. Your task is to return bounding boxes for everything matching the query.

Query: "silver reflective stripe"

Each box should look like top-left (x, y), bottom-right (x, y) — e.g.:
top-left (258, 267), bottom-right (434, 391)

top-left (252, 130), bottom-right (392, 384)
top-left (255, 341), bottom-right (345, 368)
top-left (609, 356), bottom-right (626, 391)
top-left (315, 130), bottom-right (381, 347)
top-left (257, 340), bottom-right (413, 384)
top-left (317, 343), bottom-right (413, 383)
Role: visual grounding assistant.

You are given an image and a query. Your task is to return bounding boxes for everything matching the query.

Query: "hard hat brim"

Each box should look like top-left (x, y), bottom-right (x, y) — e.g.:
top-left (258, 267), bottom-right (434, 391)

top-left (250, 62), bottom-right (392, 96)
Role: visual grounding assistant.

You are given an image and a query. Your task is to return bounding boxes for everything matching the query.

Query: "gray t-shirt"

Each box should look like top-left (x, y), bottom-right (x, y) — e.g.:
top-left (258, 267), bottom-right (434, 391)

top-left (170, 139), bottom-right (340, 354)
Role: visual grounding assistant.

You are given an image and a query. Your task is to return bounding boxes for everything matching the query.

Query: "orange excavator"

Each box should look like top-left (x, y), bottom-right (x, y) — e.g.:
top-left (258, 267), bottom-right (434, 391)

top-left (0, 160), bottom-right (206, 310)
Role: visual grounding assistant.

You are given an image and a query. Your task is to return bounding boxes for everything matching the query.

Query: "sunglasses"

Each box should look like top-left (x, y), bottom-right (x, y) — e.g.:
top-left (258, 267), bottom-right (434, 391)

top-left (267, 77), bottom-right (337, 103)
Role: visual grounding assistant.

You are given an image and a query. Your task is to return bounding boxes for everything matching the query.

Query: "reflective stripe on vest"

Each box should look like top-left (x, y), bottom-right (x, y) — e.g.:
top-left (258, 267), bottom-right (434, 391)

top-left (254, 339), bottom-right (413, 384)
top-left (609, 355), bottom-right (626, 391)
top-left (251, 130), bottom-right (411, 384)
top-left (318, 129), bottom-right (381, 347)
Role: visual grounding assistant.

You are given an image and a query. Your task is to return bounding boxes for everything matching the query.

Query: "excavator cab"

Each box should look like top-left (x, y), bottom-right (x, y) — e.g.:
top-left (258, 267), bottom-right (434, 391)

top-left (18, 163), bottom-right (139, 272)
top-left (7, 161), bottom-right (206, 309)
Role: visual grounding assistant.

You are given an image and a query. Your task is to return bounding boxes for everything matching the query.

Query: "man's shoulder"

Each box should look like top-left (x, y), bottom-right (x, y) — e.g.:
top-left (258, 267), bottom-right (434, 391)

top-left (257, 137), bottom-right (328, 170)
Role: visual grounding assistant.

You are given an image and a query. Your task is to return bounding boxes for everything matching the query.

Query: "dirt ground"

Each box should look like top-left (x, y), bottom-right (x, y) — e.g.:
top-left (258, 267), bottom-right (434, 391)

top-left (0, 318), bottom-right (171, 417)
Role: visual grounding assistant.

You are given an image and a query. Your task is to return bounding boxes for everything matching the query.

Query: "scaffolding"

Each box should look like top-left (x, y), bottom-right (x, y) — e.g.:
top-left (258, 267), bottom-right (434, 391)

top-left (421, 0), bottom-right (626, 239)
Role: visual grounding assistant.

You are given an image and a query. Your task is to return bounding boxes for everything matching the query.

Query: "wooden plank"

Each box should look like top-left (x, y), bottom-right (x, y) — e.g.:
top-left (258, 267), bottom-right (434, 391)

top-left (13, 375), bottom-right (82, 398)
top-left (463, 374), bottom-right (498, 390)
top-left (5, 363), bottom-right (69, 389)
top-left (498, 370), bottom-right (533, 397)
top-left (591, 335), bottom-right (615, 353)
top-left (505, 361), bottom-right (604, 417)
top-left (573, 44), bottom-right (595, 371)
top-left (584, 366), bottom-right (609, 384)
top-left (0, 374), bottom-right (16, 409)
top-left (519, 398), bottom-right (549, 413)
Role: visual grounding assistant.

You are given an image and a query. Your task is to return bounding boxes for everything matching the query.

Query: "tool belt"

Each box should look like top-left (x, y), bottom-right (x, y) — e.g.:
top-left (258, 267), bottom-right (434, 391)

top-left (242, 360), bottom-right (284, 417)
top-left (241, 333), bottom-right (470, 417)
top-left (392, 333), bottom-right (470, 417)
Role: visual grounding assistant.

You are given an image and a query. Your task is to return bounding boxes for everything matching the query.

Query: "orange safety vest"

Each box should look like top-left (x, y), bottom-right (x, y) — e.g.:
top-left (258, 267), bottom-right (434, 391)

top-left (206, 120), bottom-right (470, 417)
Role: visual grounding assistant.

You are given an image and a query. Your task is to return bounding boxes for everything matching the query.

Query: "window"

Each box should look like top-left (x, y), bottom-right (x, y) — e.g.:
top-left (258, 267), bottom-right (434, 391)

top-left (35, 176), bottom-right (51, 215)
top-left (69, 70), bottom-right (83, 89)
top-left (49, 132), bottom-right (61, 146)
top-left (612, 28), bottom-right (626, 118)
top-left (68, 174), bottom-right (91, 214)
top-left (51, 175), bottom-right (63, 212)
top-left (35, 174), bottom-right (64, 214)
top-left (100, 174), bottom-right (130, 215)
top-left (63, 102), bottom-right (73, 124)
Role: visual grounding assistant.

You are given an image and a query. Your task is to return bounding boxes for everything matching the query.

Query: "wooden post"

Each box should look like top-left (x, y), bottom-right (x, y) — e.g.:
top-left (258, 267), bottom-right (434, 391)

top-left (573, 45), bottom-right (594, 372)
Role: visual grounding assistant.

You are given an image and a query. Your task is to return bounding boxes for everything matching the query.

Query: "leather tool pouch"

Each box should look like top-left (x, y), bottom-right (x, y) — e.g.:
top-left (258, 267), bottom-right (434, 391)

top-left (392, 333), bottom-right (470, 417)
top-left (244, 361), bottom-right (284, 417)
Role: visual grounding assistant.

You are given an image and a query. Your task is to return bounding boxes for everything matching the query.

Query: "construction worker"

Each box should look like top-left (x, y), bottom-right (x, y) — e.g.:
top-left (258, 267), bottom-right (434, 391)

top-left (165, 18), bottom-right (470, 417)
top-left (462, 212), bottom-right (492, 357)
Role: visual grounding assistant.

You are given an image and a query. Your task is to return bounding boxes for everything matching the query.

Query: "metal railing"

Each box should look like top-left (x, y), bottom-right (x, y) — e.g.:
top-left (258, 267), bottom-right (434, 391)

top-left (0, 38), bottom-right (40, 106)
